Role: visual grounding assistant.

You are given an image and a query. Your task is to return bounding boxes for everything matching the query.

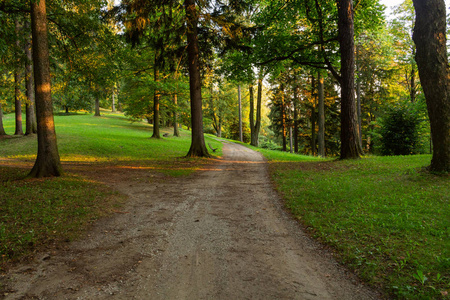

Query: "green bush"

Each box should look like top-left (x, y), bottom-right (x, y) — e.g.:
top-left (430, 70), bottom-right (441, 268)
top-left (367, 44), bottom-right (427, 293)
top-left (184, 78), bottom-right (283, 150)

top-left (379, 105), bottom-right (421, 156)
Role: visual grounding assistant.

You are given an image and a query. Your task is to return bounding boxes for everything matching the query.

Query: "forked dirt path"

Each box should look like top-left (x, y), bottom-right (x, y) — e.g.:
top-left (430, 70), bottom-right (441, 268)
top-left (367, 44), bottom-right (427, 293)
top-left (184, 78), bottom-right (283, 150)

top-left (2, 142), bottom-right (380, 299)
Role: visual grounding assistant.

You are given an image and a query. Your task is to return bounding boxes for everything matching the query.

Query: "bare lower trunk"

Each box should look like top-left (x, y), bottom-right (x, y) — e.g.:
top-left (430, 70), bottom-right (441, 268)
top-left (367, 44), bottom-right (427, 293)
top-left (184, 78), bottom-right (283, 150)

top-left (311, 75), bottom-right (316, 156)
top-left (184, 0), bottom-right (210, 157)
top-left (318, 72), bottom-right (325, 157)
top-left (338, 0), bottom-right (362, 159)
top-left (281, 84), bottom-right (287, 152)
top-left (94, 96), bottom-right (100, 116)
top-left (412, 0), bottom-right (450, 172)
top-left (0, 103), bottom-right (6, 136)
top-left (238, 85), bottom-right (243, 142)
top-left (293, 82), bottom-right (299, 153)
top-left (250, 79), bottom-right (262, 147)
top-left (29, 0), bottom-right (62, 177)
top-left (14, 19), bottom-right (23, 136)
top-left (173, 93), bottom-right (180, 137)
top-left (25, 22), bottom-right (36, 135)
top-left (112, 89), bottom-right (116, 112)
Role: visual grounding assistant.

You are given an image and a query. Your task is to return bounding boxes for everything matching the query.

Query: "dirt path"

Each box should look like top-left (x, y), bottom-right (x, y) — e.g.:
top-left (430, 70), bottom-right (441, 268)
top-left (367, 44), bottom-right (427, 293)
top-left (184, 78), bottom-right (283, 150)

top-left (2, 142), bottom-right (380, 299)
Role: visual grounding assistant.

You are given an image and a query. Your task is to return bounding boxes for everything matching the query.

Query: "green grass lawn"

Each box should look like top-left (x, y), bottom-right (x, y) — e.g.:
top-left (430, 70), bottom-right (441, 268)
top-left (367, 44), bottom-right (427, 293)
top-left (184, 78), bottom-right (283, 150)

top-left (256, 149), bottom-right (449, 299)
top-left (0, 112), bottom-right (222, 270)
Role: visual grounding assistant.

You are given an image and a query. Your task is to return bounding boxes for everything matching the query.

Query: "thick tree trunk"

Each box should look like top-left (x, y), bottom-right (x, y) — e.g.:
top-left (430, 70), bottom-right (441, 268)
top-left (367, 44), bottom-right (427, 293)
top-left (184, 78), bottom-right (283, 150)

top-left (412, 0), bottom-right (450, 172)
top-left (0, 103), bottom-right (6, 136)
top-left (14, 19), bottom-right (23, 136)
top-left (29, 0), bottom-right (62, 178)
top-left (184, 0), bottom-right (209, 157)
top-left (24, 22), bottom-right (36, 135)
top-left (318, 71), bottom-right (325, 157)
top-left (338, 0), bottom-right (362, 159)
top-left (173, 93), bottom-right (180, 137)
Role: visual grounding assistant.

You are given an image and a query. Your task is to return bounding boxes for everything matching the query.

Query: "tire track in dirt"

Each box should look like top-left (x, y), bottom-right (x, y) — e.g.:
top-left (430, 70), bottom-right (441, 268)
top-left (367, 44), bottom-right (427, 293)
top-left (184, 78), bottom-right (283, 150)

top-left (1, 142), bottom-right (380, 299)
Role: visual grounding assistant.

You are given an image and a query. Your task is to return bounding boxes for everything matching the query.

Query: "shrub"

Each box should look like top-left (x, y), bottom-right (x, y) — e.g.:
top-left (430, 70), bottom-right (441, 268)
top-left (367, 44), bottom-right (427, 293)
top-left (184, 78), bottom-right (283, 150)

top-left (379, 105), bottom-right (421, 156)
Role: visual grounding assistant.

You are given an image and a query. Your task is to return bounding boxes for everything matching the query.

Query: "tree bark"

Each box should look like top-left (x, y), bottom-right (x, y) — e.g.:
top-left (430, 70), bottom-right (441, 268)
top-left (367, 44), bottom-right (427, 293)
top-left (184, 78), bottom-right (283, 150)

top-left (293, 79), bottom-right (299, 153)
top-left (337, 0), bottom-right (362, 159)
top-left (29, 0), bottom-right (62, 178)
top-left (318, 71), bottom-right (325, 157)
top-left (0, 102), bottom-right (6, 136)
top-left (173, 93), bottom-right (180, 137)
top-left (152, 53), bottom-right (161, 138)
top-left (311, 75), bottom-right (316, 156)
top-left (281, 84), bottom-right (287, 152)
top-left (238, 85), bottom-right (243, 142)
top-left (412, 0), bottom-right (450, 172)
top-left (14, 18), bottom-right (23, 136)
top-left (184, 0), bottom-right (209, 157)
top-left (112, 88), bottom-right (116, 112)
top-left (94, 96), bottom-right (100, 116)
top-left (24, 21), bottom-right (36, 135)
top-left (250, 78), bottom-right (262, 147)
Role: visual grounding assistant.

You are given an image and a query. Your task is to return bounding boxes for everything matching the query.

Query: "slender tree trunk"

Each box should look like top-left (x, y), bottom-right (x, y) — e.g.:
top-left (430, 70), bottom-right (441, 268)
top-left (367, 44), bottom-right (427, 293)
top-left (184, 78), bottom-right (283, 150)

top-left (281, 84), bottom-right (287, 152)
top-left (184, 0), bottom-right (209, 157)
top-left (29, 0), bottom-right (62, 177)
top-left (249, 78), bottom-right (262, 147)
top-left (289, 127), bottom-right (293, 153)
top-left (24, 21), bottom-right (36, 135)
top-left (412, 0), bottom-right (450, 172)
top-left (173, 93), bottom-right (180, 137)
top-left (338, 0), bottom-right (362, 159)
top-left (293, 80), bottom-right (299, 153)
top-left (356, 46), bottom-right (362, 146)
top-left (318, 71), bottom-right (325, 157)
top-left (112, 88), bottom-right (116, 112)
top-left (94, 96), bottom-right (100, 116)
top-left (238, 85), bottom-right (243, 142)
top-left (249, 84), bottom-right (254, 143)
top-left (0, 102), bottom-right (6, 136)
top-left (152, 55), bottom-right (161, 138)
top-left (14, 19), bottom-right (23, 136)
top-left (311, 75), bottom-right (316, 156)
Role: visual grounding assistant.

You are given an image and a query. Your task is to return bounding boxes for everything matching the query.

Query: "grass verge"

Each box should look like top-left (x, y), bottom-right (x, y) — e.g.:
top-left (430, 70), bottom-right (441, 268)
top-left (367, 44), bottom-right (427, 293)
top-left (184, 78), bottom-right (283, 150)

top-left (260, 150), bottom-right (449, 299)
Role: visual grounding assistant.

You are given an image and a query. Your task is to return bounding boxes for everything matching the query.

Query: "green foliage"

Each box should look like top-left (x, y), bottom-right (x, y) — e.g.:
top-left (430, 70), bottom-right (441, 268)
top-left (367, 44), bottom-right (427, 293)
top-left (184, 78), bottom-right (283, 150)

top-left (378, 104), bottom-right (422, 156)
top-left (265, 154), bottom-right (449, 299)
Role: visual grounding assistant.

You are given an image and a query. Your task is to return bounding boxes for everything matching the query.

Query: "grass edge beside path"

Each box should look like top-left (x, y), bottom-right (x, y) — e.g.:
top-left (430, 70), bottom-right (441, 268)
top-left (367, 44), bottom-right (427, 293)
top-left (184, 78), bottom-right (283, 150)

top-left (247, 146), bottom-right (449, 300)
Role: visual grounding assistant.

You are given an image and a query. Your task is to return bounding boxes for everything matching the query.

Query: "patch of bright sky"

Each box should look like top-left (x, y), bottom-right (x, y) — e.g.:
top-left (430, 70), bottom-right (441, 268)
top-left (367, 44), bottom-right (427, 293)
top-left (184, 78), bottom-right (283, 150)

top-left (380, 0), bottom-right (450, 19)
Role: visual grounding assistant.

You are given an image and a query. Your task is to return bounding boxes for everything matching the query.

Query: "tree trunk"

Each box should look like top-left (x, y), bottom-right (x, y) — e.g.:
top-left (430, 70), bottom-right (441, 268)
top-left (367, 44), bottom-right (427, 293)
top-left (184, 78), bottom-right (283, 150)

top-left (318, 71), bottom-right (325, 157)
top-left (293, 80), bottom-right (299, 153)
top-left (14, 19), bottom-right (23, 136)
top-left (412, 0), bottom-right (450, 172)
top-left (410, 60), bottom-right (416, 103)
top-left (184, 0), bottom-right (210, 157)
top-left (250, 78), bottom-right (262, 147)
top-left (311, 75), bottom-right (316, 156)
top-left (281, 84), bottom-right (287, 152)
top-left (94, 96), bottom-right (100, 116)
top-left (337, 0), bottom-right (362, 159)
top-left (0, 102), bottom-right (6, 136)
top-left (356, 45), bottom-right (362, 146)
top-left (112, 88), bottom-right (116, 112)
top-left (24, 21), bottom-right (36, 136)
top-left (152, 55), bottom-right (161, 138)
top-left (238, 85), bottom-right (243, 142)
top-left (29, 0), bottom-right (62, 178)
top-left (173, 93), bottom-right (180, 137)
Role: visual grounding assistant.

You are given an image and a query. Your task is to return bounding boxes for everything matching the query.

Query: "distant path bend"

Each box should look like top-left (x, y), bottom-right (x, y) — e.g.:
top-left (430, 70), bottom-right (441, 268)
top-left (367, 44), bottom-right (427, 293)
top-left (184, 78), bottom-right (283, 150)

top-left (2, 142), bottom-right (380, 299)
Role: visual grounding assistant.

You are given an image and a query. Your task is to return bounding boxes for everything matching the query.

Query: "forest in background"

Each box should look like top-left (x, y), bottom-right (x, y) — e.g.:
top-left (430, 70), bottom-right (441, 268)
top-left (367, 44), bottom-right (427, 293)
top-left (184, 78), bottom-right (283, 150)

top-left (0, 0), bottom-right (449, 174)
